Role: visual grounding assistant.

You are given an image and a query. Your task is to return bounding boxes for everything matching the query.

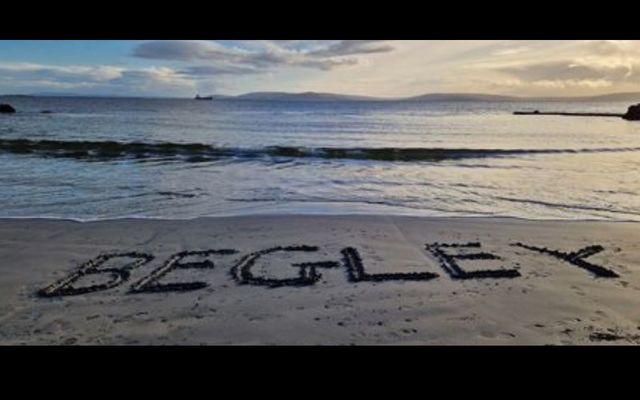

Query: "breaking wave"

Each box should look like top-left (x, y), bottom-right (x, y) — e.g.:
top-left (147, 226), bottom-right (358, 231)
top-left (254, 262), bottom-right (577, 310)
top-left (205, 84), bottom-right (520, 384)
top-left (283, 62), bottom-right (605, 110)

top-left (1, 138), bottom-right (640, 162)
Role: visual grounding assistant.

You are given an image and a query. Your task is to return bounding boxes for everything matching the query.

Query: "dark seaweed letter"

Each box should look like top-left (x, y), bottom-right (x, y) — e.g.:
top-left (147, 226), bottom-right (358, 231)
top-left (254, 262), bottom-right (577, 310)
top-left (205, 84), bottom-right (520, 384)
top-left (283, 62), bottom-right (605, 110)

top-left (38, 252), bottom-right (154, 297)
top-left (231, 245), bottom-right (339, 288)
top-left (341, 247), bottom-right (439, 282)
top-left (511, 242), bottom-right (618, 278)
top-left (425, 242), bottom-right (520, 279)
top-left (129, 249), bottom-right (237, 293)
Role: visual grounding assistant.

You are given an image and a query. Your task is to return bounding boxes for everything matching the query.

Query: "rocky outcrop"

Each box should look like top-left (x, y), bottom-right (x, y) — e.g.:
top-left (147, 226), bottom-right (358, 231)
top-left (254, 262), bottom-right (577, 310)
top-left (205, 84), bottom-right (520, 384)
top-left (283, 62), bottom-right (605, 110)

top-left (0, 104), bottom-right (16, 114)
top-left (622, 103), bottom-right (640, 120)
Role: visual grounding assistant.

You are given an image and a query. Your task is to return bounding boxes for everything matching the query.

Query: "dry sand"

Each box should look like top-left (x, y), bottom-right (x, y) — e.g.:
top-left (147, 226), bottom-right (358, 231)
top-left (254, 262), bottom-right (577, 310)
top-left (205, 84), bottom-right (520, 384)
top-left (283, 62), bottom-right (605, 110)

top-left (1, 215), bottom-right (639, 345)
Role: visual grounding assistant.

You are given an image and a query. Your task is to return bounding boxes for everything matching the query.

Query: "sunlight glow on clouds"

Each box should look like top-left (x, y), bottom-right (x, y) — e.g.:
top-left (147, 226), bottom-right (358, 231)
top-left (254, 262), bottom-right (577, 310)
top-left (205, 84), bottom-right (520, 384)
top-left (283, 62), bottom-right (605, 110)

top-left (2, 40), bottom-right (640, 97)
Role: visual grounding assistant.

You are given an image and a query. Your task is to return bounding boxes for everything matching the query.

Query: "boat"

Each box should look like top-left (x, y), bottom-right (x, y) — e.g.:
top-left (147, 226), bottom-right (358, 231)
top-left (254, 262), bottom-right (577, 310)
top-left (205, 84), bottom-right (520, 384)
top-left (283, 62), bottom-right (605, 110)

top-left (195, 95), bottom-right (214, 100)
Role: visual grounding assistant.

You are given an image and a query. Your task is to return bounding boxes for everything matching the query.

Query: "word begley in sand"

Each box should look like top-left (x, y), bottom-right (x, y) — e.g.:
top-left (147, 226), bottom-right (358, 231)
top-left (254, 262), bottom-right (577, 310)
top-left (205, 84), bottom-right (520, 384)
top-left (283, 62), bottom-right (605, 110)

top-left (37, 241), bottom-right (620, 298)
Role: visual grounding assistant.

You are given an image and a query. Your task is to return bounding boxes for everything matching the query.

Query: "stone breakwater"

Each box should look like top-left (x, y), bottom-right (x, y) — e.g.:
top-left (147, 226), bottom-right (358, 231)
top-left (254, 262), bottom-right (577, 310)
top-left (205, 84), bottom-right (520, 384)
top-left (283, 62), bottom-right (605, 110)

top-left (513, 102), bottom-right (640, 120)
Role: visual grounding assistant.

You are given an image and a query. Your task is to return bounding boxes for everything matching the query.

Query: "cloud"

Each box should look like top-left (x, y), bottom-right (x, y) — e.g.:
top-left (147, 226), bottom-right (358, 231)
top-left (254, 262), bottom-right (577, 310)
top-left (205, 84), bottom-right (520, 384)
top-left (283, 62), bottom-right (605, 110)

top-left (497, 61), bottom-right (630, 81)
top-left (133, 40), bottom-right (233, 61)
top-left (583, 40), bottom-right (638, 56)
top-left (306, 40), bottom-right (394, 57)
top-left (131, 40), bottom-right (394, 72)
top-left (0, 62), bottom-right (124, 82)
top-left (454, 40), bottom-right (640, 95)
top-left (495, 57), bottom-right (640, 92)
top-left (0, 62), bottom-right (195, 96)
top-left (180, 64), bottom-right (260, 76)
top-left (488, 77), bottom-right (614, 91)
top-left (107, 67), bottom-right (195, 94)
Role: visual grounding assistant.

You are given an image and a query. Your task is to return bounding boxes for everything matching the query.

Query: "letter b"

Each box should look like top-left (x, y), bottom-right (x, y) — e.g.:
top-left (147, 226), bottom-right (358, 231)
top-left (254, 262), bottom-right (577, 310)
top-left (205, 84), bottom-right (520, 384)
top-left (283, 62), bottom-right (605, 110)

top-left (38, 252), bottom-right (154, 297)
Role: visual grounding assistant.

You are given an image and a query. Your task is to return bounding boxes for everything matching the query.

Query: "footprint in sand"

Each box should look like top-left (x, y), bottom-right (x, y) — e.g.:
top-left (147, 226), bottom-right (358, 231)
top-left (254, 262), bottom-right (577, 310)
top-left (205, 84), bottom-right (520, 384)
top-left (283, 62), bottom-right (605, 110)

top-left (62, 337), bottom-right (78, 345)
top-left (570, 285), bottom-right (586, 296)
top-left (480, 331), bottom-right (516, 340)
top-left (594, 310), bottom-right (608, 317)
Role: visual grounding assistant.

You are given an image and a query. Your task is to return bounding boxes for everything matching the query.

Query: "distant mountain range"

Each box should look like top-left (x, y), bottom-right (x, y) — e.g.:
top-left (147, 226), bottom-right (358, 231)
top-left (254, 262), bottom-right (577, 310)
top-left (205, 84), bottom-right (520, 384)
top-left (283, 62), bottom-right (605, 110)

top-left (5, 91), bottom-right (640, 103)
top-left (197, 91), bottom-right (640, 103)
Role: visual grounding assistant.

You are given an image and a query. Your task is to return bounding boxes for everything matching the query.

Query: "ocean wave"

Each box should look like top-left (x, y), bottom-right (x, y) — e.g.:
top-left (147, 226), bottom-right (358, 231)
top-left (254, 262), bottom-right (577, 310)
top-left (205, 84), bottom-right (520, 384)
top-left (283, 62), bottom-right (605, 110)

top-left (1, 138), bottom-right (640, 163)
top-left (492, 196), bottom-right (640, 217)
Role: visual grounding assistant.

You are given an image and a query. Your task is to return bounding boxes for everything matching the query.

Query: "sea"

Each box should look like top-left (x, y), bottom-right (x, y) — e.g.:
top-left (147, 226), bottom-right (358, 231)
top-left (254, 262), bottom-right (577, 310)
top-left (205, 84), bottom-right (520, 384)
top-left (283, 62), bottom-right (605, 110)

top-left (1, 95), bottom-right (639, 221)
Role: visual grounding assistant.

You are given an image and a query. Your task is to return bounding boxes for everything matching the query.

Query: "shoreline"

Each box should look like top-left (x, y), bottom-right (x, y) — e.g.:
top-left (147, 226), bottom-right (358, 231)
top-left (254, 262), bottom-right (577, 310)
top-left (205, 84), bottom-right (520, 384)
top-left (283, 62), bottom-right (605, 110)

top-left (0, 213), bottom-right (639, 224)
top-left (1, 215), bottom-right (639, 344)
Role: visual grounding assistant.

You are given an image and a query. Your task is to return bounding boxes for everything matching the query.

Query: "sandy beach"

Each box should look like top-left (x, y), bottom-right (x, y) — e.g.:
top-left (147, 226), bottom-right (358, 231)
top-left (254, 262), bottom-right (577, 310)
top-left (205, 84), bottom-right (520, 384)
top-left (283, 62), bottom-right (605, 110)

top-left (0, 215), bottom-right (639, 345)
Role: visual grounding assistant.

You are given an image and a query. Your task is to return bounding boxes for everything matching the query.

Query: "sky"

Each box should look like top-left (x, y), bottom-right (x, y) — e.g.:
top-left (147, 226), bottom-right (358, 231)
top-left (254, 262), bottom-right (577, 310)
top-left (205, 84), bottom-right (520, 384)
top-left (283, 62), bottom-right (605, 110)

top-left (1, 40), bottom-right (640, 98)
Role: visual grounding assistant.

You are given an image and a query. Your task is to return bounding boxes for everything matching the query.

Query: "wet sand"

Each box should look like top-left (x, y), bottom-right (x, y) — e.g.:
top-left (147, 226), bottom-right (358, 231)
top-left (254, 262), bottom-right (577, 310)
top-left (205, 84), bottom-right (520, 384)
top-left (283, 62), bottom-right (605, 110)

top-left (1, 215), bottom-right (639, 345)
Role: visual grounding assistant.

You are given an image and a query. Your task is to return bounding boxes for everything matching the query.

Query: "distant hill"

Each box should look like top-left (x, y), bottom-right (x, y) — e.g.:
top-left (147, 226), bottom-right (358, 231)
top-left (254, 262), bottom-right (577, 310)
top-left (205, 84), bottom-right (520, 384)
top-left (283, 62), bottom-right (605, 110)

top-left (231, 91), bottom-right (640, 103)
top-left (403, 93), bottom-right (519, 102)
top-left (548, 92), bottom-right (640, 102)
top-left (403, 92), bottom-right (640, 102)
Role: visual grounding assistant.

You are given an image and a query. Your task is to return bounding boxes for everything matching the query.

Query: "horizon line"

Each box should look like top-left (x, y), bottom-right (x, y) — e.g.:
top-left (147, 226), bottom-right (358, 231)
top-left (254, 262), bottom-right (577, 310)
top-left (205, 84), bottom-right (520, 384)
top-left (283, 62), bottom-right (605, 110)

top-left (3, 90), bottom-right (640, 101)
